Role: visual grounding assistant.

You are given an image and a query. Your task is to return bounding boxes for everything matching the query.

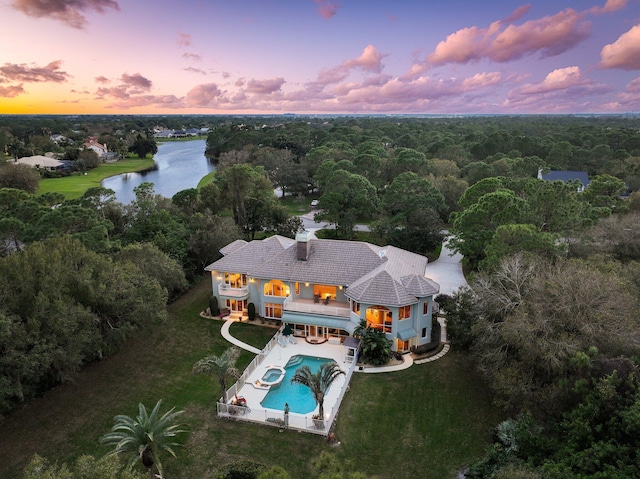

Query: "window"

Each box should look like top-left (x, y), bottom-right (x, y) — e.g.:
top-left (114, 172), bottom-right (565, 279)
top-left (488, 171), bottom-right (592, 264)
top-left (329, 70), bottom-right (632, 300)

top-left (264, 280), bottom-right (290, 297)
top-left (366, 306), bottom-right (392, 333)
top-left (423, 301), bottom-right (429, 315)
top-left (422, 327), bottom-right (427, 338)
top-left (399, 305), bottom-right (411, 320)
top-left (351, 300), bottom-right (360, 315)
top-left (264, 303), bottom-right (282, 319)
top-left (225, 299), bottom-right (247, 312)
top-left (295, 282), bottom-right (300, 295)
top-left (224, 272), bottom-right (246, 288)
top-left (313, 284), bottom-right (337, 301)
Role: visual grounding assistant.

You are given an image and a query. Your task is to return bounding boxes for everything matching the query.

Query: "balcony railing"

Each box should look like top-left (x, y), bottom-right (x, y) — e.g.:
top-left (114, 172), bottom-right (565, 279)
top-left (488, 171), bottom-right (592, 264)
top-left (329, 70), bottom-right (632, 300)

top-left (283, 296), bottom-right (350, 318)
top-left (218, 283), bottom-right (249, 297)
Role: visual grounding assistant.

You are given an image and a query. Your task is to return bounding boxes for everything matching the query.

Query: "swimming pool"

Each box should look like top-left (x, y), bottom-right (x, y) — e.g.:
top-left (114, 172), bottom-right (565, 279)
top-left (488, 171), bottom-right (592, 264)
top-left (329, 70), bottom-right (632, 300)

top-left (260, 355), bottom-right (336, 414)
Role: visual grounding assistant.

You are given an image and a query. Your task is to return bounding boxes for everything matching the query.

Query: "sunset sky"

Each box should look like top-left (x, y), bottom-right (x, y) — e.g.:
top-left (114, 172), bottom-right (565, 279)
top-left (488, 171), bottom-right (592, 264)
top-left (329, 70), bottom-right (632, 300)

top-left (1, 0), bottom-right (639, 115)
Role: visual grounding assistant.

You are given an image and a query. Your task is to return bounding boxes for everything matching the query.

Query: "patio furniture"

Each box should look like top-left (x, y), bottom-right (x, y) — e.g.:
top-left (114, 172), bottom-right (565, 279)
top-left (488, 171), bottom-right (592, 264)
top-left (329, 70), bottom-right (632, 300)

top-left (323, 296), bottom-right (330, 305)
top-left (313, 295), bottom-right (320, 303)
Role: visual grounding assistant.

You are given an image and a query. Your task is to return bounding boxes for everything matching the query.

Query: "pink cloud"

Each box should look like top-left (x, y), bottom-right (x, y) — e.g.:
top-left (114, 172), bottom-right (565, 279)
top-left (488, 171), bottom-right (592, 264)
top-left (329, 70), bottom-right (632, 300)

top-left (0, 60), bottom-right (70, 83)
top-left (11, 0), bottom-right (119, 29)
top-left (428, 8), bottom-right (590, 65)
top-left (94, 75), bottom-right (110, 84)
top-left (105, 95), bottom-right (184, 110)
top-left (244, 77), bottom-right (285, 94)
top-left (314, 0), bottom-right (340, 19)
top-left (186, 83), bottom-right (223, 106)
top-left (0, 84), bottom-right (25, 97)
top-left (177, 32), bottom-right (192, 48)
top-left (590, 0), bottom-right (627, 14)
top-left (94, 73), bottom-right (152, 99)
top-left (343, 44), bottom-right (386, 73)
top-left (120, 73), bottom-right (152, 91)
top-left (517, 66), bottom-right (586, 94)
top-left (182, 52), bottom-right (202, 61)
top-left (314, 45), bottom-right (387, 87)
top-left (599, 24), bottom-right (640, 70)
top-left (184, 67), bottom-right (206, 75)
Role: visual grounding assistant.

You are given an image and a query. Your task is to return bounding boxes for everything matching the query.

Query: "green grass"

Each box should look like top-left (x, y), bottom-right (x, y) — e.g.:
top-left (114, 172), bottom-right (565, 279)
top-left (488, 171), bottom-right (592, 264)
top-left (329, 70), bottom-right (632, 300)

top-left (36, 158), bottom-right (155, 199)
top-left (279, 194), bottom-right (316, 215)
top-left (0, 279), bottom-right (504, 479)
top-left (197, 171), bottom-right (216, 188)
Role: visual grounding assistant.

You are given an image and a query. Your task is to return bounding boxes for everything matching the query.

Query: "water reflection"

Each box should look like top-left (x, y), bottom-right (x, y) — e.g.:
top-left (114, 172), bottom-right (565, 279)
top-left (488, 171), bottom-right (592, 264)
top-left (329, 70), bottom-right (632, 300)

top-left (102, 139), bottom-right (215, 204)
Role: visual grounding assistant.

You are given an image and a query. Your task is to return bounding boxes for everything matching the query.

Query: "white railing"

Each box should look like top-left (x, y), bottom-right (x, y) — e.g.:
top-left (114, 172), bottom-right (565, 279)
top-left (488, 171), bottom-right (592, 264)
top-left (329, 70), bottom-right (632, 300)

top-left (218, 284), bottom-right (249, 297)
top-left (283, 301), bottom-right (350, 318)
top-left (217, 342), bottom-right (358, 437)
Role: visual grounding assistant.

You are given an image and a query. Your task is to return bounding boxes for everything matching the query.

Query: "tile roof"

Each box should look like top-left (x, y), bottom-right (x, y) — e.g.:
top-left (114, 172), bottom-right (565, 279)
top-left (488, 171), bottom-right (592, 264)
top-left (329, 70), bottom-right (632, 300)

top-left (205, 233), bottom-right (439, 306)
top-left (205, 235), bottom-right (295, 274)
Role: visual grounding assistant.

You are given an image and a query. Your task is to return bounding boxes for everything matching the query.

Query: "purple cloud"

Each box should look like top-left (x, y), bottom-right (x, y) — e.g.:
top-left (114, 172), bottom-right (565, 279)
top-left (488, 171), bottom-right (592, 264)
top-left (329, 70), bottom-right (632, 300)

top-left (0, 61), bottom-right (70, 83)
top-left (11, 0), bottom-right (120, 29)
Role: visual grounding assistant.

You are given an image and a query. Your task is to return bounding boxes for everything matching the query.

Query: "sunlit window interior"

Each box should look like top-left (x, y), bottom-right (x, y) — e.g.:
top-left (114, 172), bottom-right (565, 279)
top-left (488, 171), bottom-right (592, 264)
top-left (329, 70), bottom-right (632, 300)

top-left (264, 302), bottom-right (283, 318)
top-left (313, 284), bottom-right (337, 300)
top-left (224, 272), bottom-right (246, 288)
top-left (264, 280), bottom-right (290, 297)
top-left (366, 306), bottom-right (392, 333)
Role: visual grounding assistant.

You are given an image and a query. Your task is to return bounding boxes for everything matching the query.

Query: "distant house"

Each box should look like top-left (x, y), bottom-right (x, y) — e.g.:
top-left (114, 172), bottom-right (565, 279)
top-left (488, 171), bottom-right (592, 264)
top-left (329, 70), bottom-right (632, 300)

top-left (84, 138), bottom-right (109, 158)
top-left (15, 155), bottom-right (64, 171)
top-left (538, 168), bottom-right (590, 193)
top-left (50, 134), bottom-right (68, 145)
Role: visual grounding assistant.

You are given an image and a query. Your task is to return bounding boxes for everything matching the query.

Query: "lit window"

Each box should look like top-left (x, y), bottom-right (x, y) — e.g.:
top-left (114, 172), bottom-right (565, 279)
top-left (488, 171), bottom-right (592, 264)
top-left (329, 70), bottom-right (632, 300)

top-left (399, 305), bottom-right (411, 320)
top-left (264, 303), bottom-right (283, 319)
top-left (423, 302), bottom-right (429, 315)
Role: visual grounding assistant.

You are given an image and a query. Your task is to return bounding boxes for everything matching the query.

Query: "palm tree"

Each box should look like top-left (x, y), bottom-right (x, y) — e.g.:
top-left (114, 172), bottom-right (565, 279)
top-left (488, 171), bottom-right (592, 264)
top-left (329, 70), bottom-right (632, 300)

top-left (99, 400), bottom-right (186, 479)
top-left (291, 362), bottom-right (345, 419)
top-left (193, 346), bottom-right (240, 404)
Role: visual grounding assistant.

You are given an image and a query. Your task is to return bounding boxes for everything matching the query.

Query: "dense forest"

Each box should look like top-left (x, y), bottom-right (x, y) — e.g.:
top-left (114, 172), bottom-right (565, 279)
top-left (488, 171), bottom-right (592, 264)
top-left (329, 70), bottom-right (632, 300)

top-left (2, 114), bottom-right (640, 478)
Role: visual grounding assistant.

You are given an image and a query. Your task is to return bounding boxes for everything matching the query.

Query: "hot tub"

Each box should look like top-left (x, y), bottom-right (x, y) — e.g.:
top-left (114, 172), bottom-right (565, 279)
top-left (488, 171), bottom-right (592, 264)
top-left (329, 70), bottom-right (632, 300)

top-left (253, 365), bottom-right (286, 389)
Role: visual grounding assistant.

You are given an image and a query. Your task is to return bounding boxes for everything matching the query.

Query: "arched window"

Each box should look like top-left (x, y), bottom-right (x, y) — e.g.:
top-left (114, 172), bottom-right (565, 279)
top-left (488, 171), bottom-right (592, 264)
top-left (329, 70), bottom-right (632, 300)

top-left (365, 305), bottom-right (392, 333)
top-left (263, 280), bottom-right (290, 297)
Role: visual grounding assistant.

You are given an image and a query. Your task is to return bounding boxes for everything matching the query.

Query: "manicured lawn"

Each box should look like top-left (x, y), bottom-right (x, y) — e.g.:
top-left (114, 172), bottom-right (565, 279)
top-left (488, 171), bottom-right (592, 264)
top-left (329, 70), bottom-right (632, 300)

top-left (0, 279), bottom-right (503, 479)
top-left (37, 158), bottom-right (155, 199)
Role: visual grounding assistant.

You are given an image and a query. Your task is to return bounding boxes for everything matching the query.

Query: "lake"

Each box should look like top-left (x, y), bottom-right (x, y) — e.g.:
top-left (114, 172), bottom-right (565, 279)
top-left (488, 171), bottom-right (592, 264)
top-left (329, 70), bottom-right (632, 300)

top-left (103, 139), bottom-right (215, 204)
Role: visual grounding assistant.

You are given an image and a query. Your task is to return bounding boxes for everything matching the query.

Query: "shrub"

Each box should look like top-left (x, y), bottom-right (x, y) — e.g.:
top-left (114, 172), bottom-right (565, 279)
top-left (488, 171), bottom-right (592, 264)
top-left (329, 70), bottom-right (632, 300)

top-left (209, 295), bottom-right (219, 316)
top-left (248, 302), bottom-right (256, 321)
top-left (215, 460), bottom-right (268, 479)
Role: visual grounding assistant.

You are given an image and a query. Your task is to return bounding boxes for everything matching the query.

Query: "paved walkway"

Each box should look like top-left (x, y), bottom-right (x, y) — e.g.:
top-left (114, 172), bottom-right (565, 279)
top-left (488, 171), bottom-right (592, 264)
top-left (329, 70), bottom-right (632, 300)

top-left (220, 318), bottom-right (262, 354)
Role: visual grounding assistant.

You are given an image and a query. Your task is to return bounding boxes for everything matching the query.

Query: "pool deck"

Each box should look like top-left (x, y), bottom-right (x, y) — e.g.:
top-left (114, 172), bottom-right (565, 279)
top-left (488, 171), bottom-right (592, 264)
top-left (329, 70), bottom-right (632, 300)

top-left (220, 335), bottom-right (353, 435)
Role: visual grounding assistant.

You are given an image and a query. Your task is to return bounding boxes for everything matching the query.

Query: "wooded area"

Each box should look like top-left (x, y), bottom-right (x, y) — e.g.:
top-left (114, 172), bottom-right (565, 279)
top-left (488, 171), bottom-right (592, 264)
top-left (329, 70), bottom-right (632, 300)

top-left (2, 114), bottom-right (640, 478)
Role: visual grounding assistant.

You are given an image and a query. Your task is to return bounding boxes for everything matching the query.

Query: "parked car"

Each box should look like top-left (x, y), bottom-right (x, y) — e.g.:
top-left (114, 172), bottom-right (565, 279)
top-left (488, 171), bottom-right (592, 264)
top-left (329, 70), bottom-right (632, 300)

top-left (310, 199), bottom-right (319, 208)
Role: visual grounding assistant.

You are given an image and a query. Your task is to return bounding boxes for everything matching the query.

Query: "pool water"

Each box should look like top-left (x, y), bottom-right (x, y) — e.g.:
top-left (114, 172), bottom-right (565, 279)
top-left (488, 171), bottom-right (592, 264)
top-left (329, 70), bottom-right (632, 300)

top-left (262, 369), bottom-right (282, 382)
top-left (260, 355), bottom-right (336, 414)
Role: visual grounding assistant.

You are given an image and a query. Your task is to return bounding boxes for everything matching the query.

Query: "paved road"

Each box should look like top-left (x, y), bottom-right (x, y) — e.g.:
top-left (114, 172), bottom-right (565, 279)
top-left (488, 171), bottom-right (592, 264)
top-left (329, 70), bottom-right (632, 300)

top-left (299, 211), bottom-right (370, 232)
top-left (424, 236), bottom-right (468, 296)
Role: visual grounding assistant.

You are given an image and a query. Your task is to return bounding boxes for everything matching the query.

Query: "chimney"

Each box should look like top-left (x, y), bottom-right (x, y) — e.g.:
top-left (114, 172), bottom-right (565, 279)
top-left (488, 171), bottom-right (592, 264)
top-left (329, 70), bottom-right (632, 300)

top-left (295, 230), bottom-right (314, 261)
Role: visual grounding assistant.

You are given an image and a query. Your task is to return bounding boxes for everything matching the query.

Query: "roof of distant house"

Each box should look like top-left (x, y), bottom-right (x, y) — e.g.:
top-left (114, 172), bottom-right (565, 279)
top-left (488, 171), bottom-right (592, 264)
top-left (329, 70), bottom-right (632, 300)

top-left (15, 155), bottom-right (63, 168)
top-left (540, 170), bottom-right (590, 187)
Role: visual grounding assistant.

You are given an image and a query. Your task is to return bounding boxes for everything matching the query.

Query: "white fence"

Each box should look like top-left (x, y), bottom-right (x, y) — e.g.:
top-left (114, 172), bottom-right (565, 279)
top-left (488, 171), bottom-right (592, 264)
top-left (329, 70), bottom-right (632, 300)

top-left (218, 332), bottom-right (358, 436)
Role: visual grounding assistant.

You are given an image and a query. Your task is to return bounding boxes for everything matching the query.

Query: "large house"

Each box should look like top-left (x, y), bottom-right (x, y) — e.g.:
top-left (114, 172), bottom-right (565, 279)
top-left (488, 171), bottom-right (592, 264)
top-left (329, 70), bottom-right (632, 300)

top-left (205, 231), bottom-right (440, 353)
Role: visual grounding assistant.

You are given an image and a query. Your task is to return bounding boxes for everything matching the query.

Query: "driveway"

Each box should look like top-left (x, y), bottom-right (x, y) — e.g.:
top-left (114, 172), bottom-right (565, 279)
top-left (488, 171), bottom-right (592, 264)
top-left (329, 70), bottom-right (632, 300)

top-left (299, 212), bottom-right (370, 232)
top-left (425, 236), bottom-right (468, 296)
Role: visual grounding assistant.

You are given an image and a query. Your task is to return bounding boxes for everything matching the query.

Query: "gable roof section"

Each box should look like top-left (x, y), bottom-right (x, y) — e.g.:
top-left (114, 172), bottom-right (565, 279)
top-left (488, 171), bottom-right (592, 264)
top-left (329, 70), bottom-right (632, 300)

top-left (205, 235), bottom-right (295, 274)
top-left (400, 274), bottom-right (440, 297)
top-left (346, 269), bottom-right (419, 307)
top-left (219, 239), bottom-right (248, 256)
top-left (249, 239), bottom-right (385, 286)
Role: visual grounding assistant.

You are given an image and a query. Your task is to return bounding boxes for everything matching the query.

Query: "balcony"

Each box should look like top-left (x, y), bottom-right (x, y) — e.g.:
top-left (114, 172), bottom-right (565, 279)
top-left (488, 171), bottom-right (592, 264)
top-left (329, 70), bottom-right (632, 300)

top-left (218, 283), bottom-right (249, 298)
top-left (283, 296), bottom-right (350, 319)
